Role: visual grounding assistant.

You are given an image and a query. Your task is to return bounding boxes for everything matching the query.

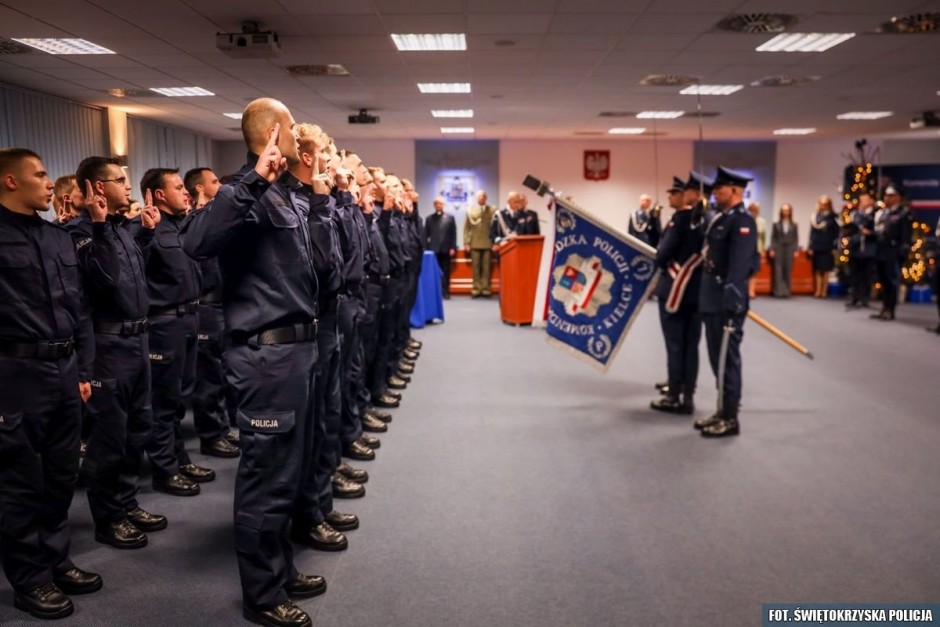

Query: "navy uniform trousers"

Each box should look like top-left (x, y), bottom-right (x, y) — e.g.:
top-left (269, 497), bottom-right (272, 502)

top-left (84, 331), bottom-right (152, 522)
top-left (371, 277), bottom-right (402, 398)
top-left (229, 337), bottom-right (318, 609)
top-left (702, 311), bottom-right (745, 413)
top-left (658, 300), bottom-right (702, 397)
top-left (294, 303), bottom-right (342, 527)
top-left (339, 288), bottom-right (364, 447)
top-left (147, 311), bottom-right (197, 478)
top-left (356, 280), bottom-right (384, 416)
top-left (191, 301), bottom-right (231, 442)
top-left (0, 352), bottom-right (81, 591)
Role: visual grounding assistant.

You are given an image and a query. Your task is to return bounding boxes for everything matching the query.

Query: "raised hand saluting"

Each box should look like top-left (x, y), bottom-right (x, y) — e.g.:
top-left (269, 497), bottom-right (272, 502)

top-left (255, 123), bottom-right (287, 182)
top-left (140, 189), bottom-right (161, 229)
top-left (84, 179), bottom-right (108, 223)
top-left (312, 151), bottom-right (333, 195)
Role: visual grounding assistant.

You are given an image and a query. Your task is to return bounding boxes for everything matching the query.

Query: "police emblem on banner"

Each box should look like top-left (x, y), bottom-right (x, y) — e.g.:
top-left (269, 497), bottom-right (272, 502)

top-left (545, 197), bottom-right (659, 372)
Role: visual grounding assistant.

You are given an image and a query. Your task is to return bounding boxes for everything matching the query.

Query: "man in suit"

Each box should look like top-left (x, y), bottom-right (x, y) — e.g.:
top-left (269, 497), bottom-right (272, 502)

top-left (847, 192), bottom-right (877, 308)
top-left (425, 196), bottom-right (457, 298)
top-left (464, 190), bottom-right (497, 297)
top-left (871, 186), bottom-right (911, 321)
top-left (697, 166), bottom-right (758, 438)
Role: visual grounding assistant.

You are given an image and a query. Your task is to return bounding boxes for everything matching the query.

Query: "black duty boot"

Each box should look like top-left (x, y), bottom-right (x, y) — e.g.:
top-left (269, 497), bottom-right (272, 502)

top-left (650, 392), bottom-right (683, 414)
top-left (701, 408), bottom-right (740, 438)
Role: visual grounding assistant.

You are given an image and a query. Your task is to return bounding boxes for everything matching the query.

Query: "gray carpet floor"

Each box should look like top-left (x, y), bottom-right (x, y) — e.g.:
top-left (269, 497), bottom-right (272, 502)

top-left (1, 296), bottom-right (938, 626)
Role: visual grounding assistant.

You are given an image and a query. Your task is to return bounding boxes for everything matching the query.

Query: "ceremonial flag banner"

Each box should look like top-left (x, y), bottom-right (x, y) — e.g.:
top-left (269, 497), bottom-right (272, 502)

top-left (545, 196), bottom-right (659, 372)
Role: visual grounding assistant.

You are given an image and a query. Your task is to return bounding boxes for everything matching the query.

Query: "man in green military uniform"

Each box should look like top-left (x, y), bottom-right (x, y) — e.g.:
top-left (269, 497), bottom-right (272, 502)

top-left (464, 190), bottom-right (497, 297)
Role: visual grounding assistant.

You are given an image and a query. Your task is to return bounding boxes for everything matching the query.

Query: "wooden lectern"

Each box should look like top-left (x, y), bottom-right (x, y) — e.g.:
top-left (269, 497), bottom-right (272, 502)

top-left (497, 235), bottom-right (545, 325)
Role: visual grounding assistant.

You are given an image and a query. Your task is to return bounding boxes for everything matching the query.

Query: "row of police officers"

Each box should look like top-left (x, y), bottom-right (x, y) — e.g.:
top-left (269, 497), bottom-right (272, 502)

top-left (0, 97), bottom-right (425, 627)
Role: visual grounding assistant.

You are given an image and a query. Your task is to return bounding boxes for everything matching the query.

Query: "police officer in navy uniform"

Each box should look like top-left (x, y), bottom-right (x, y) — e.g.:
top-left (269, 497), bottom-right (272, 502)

top-left (288, 124), bottom-right (361, 555)
top-left (651, 177), bottom-right (704, 415)
top-left (183, 98), bottom-right (325, 627)
top-left (846, 192), bottom-right (877, 308)
top-left (135, 168), bottom-right (215, 492)
top-left (71, 156), bottom-right (170, 549)
top-left (696, 166), bottom-right (758, 438)
top-left (0, 148), bottom-right (101, 619)
top-left (870, 185), bottom-right (911, 321)
top-left (183, 167), bottom-right (240, 456)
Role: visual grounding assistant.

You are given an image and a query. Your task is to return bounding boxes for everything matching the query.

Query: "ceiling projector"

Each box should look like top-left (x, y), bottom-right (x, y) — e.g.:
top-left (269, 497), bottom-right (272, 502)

top-left (349, 109), bottom-right (379, 124)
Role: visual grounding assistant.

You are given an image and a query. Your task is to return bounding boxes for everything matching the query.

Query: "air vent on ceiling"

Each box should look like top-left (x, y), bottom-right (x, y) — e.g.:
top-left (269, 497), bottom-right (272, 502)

top-left (283, 64), bottom-right (350, 77)
top-left (876, 13), bottom-right (940, 34)
top-left (751, 75), bottom-right (820, 87)
top-left (106, 88), bottom-right (160, 98)
top-left (716, 13), bottom-right (797, 34)
top-left (640, 74), bottom-right (698, 87)
top-left (688, 111), bottom-right (721, 118)
top-left (598, 111), bottom-right (636, 117)
top-left (0, 37), bottom-right (33, 54)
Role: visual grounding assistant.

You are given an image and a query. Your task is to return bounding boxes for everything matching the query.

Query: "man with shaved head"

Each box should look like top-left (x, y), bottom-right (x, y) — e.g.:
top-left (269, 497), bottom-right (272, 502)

top-left (183, 98), bottom-right (323, 627)
top-left (425, 195), bottom-right (457, 298)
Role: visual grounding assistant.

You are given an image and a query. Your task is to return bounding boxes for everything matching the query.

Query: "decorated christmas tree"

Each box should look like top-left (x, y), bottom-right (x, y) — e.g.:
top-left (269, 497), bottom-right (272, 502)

top-left (901, 221), bottom-right (931, 286)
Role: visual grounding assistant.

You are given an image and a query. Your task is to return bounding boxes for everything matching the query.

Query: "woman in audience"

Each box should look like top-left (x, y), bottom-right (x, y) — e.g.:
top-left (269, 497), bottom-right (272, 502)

top-left (770, 203), bottom-right (798, 297)
top-left (807, 195), bottom-right (840, 298)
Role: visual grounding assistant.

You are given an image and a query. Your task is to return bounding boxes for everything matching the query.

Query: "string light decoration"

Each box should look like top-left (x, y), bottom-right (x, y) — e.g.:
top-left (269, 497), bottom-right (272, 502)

top-left (901, 221), bottom-right (931, 285)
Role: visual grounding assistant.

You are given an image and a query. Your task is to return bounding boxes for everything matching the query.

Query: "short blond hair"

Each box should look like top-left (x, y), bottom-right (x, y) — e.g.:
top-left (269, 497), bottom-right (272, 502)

top-left (294, 123), bottom-right (331, 155)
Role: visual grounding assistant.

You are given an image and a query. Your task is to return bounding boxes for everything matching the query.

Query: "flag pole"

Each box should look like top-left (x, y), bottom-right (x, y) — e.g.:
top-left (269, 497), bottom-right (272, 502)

top-left (747, 310), bottom-right (814, 360)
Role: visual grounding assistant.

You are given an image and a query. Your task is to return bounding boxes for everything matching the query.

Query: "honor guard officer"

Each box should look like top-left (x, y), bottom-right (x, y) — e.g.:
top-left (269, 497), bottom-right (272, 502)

top-left (182, 167), bottom-right (240, 457)
top-left (651, 176), bottom-right (705, 415)
top-left (71, 156), bottom-right (169, 549)
top-left (135, 169), bottom-right (215, 491)
top-left (870, 186), bottom-right (911, 321)
top-left (0, 148), bottom-right (101, 619)
top-left (697, 166), bottom-right (758, 438)
top-left (183, 98), bottom-right (325, 627)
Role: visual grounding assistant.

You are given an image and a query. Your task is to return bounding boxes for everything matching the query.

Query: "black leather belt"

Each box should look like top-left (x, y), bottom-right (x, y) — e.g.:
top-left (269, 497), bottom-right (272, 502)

top-left (94, 318), bottom-right (149, 336)
top-left (150, 300), bottom-right (199, 317)
top-left (200, 289), bottom-right (223, 304)
top-left (234, 321), bottom-right (318, 347)
top-left (0, 338), bottom-right (75, 360)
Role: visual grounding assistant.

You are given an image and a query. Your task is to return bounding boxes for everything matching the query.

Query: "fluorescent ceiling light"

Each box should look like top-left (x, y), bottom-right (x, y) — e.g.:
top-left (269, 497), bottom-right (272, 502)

top-left (836, 111), bottom-right (893, 120)
top-left (773, 128), bottom-right (816, 135)
top-left (150, 87), bottom-right (215, 97)
top-left (392, 34), bottom-right (466, 51)
top-left (223, 113), bottom-right (243, 120)
top-left (757, 33), bottom-right (855, 53)
top-left (608, 127), bottom-right (646, 135)
top-left (418, 83), bottom-right (471, 93)
top-left (432, 109), bottom-right (474, 118)
top-left (679, 84), bottom-right (743, 95)
top-left (636, 111), bottom-right (684, 119)
top-left (441, 127), bottom-right (474, 133)
top-left (12, 38), bottom-right (115, 54)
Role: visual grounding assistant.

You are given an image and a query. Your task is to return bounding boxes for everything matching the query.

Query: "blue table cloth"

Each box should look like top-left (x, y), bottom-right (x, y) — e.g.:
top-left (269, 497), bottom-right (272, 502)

top-left (411, 251), bottom-right (445, 328)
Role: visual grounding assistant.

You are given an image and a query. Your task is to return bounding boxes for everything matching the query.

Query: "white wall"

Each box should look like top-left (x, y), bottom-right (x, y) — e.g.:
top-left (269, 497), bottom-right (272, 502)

top-left (499, 139), bottom-right (695, 235)
top-left (773, 138), bottom-right (863, 246)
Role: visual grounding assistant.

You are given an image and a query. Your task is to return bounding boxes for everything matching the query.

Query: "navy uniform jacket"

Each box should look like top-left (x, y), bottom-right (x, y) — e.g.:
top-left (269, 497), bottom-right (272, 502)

top-left (182, 161), bottom-right (319, 337)
top-left (364, 211), bottom-right (389, 277)
top-left (847, 208), bottom-right (876, 259)
top-left (67, 213), bottom-right (151, 322)
top-left (628, 210), bottom-right (661, 247)
top-left (131, 211), bottom-right (201, 310)
top-left (376, 203), bottom-right (405, 272)
top-left (199, 257), bottom-right (222, 296)
top-left (808, 212), bottom-right (840, 253)
top-left (0, 205), bottom-right (94, 380)
top-left (299, 185), bottom-right (343, 300)
top-left (654, 209), bottom-right (704, 306)
top-left (875, 205), bottom-right (911, 262)
top-left (332, 191), bottom-right (367, 287)
top-left (700, 203), bottom-right (758, 316)
top-left (424, 212), bottom-right (457, 254)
